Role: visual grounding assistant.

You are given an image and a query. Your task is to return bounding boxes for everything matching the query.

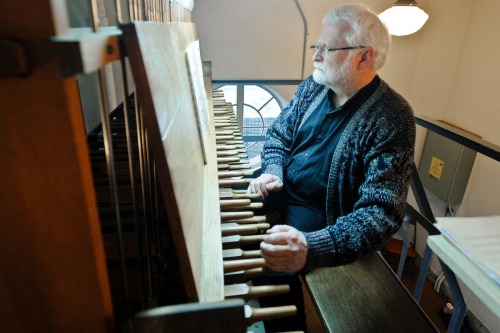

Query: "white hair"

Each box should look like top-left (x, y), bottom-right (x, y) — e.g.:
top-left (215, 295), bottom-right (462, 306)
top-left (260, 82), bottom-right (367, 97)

top-left (323, 4), bottom-right (391, 70)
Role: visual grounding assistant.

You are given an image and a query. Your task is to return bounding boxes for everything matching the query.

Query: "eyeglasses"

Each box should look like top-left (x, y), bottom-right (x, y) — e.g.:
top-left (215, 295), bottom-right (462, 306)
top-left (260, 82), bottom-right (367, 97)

top-left (310, 44), bottom-right (366, 55)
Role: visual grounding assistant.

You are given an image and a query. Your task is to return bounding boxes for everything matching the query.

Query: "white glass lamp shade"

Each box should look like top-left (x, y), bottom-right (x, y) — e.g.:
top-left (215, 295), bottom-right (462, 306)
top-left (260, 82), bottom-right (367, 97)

top-left (379, 3), bottom-right (429, 36)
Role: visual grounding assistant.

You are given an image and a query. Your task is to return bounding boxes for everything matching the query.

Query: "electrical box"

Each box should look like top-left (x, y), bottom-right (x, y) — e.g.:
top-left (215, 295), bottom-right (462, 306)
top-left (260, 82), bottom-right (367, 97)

top-left (418, 129), bottom-right (478, 204)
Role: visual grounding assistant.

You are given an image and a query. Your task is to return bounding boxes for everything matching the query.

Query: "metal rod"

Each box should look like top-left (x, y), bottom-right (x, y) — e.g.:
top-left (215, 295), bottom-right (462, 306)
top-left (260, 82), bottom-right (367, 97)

top-left (293, 0), bottom-right (308, 79)
top-left (89, 0), bottom-right (130, 317)
top-left (141, 0), bottom-right (146, 21)
top-left (413, 244), bottom-right (432, 302)
top-left (115, 0), bottom-right (131, 24)
top-left (135, 98), bottom-right (154, 304)
top-left (119, 58), bottom-right (147, 307)
top-left (415, 114), bottom-right (500, 162)
top-left (409, 163), bottom-right (436, 224)
top-left (152, 162), bottom-right (161, 257)
top-left (440, 261), bottom-right (467, 332)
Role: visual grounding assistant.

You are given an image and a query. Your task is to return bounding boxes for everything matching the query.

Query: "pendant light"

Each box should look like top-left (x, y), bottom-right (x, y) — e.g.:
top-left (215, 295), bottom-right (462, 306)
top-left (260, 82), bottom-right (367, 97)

top-left (379, 1), bottom-right (429, 36)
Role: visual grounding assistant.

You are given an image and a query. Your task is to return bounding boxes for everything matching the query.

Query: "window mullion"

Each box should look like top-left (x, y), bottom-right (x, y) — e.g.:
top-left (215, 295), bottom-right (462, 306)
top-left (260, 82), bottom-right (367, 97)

top-left (236, 85), bottom-right (244, 130)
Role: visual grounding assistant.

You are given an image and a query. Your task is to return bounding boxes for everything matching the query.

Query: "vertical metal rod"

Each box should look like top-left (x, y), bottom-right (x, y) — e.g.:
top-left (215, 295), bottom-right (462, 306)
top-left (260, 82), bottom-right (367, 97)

top-left (133, 0), bottom-right (137, 20)
top-left (141, 0), bottom-right (146, 21)
top-left (163, 0), bottom-right (168, 22)
top-left (152, 162), bottom-right (161, 257)
top-left (89, 0), bottom-right (130, 316)
top-left (148, 0), bottom-right (151, 21)
top-left (152, 0), bottom-right (155, 21)
top-left (413, 244), bottom-right (432, 302)
top-left (168, 0), bottom-right (172, 22)
top-left (156, 0), bottom-right (160, 21)
top-left (144, 130), bottom-right (156, 305)
top-left (410, 163), bottom-right (436, 223)
top-left (128, 0), bottom-right (133, 21)
top-left (159, 0), bottom-right (162, 21)
top-left (115, 0), bottom-right (131, 24)
top-left (153, 0), bottom-right (157, 21)
top-left (118, 57), bottom-right (147, 307)
top-left (135, 99), bottom-right (154, 303)
top-left (440, 261), bottom-right (467, 332)
top-left (89, 0), bottom-right (100, 31)
top-left (115, 0), bottom-right (123, 24)
top-left (161, 0), bottom-right (164, 21)
top-left (396, 226), bottom-right (411, 279)
top-left (293, 0), bottom-right (308, 79)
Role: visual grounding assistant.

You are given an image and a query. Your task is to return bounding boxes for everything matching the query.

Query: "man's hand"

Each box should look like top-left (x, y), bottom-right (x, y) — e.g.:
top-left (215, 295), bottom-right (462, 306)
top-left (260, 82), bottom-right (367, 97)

top-left (260, 225), bottom-right (307, 272)
top-left (247, 173), bottom-right (283, 198)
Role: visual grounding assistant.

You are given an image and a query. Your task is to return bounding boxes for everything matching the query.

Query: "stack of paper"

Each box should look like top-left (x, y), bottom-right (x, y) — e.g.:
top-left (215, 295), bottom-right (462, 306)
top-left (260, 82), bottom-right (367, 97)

top-left (435, 216), bottom-right (500, 286)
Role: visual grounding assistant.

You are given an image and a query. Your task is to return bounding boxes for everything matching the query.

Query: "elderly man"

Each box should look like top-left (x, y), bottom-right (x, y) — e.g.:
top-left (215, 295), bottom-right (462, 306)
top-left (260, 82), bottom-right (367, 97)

top-left (248, 4), bottom-right (415, 273)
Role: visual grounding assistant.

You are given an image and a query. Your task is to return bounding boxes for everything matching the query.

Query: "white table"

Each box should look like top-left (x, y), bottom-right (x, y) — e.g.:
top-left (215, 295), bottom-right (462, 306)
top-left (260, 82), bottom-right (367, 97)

top-left (427, 234), bottom-right (500, 332)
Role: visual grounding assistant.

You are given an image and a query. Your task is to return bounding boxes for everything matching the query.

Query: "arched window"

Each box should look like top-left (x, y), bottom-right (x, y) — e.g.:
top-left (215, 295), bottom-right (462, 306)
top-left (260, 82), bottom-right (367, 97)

top-left (218, 85), bottom-right (284, 162)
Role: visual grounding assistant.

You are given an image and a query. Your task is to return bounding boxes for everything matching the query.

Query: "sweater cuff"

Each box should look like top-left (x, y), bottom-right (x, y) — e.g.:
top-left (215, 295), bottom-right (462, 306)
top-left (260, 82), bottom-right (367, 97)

top-left (262, 164), bottom-right (284, 182)
top-left (303, 229), bottom-right (335, 270)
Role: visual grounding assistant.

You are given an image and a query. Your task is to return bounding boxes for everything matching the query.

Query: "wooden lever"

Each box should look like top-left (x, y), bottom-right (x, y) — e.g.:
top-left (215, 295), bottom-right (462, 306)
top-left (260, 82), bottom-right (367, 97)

top-left (230, 192), bottom-right (260, 200)
top-left (221, 235), bottom-right (265, 249)
top-left (215, 129), bottom-right (236, 135)
top-left (216, 145), bottom-right (246, 151)
top-left (229, 216), bottom-right (267, 224)
top-left (218, 170), bottom-right (254, 178)
top-left (219, 188), bottom-right (260, 199)
top-left (221, 223), bottom-right (269, 236)
top-left (222, 202), bottom-right (264, 211)
top-left (223, 258), bottom-right (266, 273)
top-left (221, 224), bottom-right (258, 236)
top-left (222, 248), bottom-right (261, 260)
top-left (217, 150), bottom-right (240, 157)
top-left (220, 211), bottom-right (254, 221)
top-left (228, 163), bottom-right (251, 170)
top-left (244, 305), bottom-right (297, 325)
top-left (224, 267), bottom-right (265, 284)
top-left (220, 199), bottom-right (252, 209)
top-left (224, 283), bottom-right (290, 300)
top-left (218, 178), bottom-right (253, 187)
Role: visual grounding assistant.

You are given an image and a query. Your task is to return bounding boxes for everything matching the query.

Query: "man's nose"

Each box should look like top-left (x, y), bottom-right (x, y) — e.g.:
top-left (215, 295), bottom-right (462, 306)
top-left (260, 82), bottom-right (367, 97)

top-left (312, 50), bottom-right (323, 62)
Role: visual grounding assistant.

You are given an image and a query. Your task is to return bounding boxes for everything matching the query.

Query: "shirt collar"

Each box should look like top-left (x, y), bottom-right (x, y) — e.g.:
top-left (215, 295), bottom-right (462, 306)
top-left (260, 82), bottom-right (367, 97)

top-left (328, 75), bottom-right (380, 113)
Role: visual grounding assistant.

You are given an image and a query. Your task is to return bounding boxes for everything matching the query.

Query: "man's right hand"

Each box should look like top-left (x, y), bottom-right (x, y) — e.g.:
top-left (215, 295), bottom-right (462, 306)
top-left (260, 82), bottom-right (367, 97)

top-left (247, 173), bottom-right (283, 198)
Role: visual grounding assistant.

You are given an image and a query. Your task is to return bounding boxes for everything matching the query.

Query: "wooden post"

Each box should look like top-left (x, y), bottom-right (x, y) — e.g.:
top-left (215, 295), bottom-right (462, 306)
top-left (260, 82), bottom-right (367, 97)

top-left (0, 1), bottom-right (114, 332)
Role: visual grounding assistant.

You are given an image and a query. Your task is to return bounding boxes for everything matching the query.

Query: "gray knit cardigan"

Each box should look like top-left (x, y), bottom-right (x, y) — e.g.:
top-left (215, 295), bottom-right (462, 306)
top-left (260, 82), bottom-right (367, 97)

top-left (261, 76), bottom-right (416, 271)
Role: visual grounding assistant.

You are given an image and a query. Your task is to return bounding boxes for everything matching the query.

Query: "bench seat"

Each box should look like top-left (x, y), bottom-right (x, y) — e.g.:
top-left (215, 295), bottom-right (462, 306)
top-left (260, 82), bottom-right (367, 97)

top-left (304, 252), bottom-right (438, 333)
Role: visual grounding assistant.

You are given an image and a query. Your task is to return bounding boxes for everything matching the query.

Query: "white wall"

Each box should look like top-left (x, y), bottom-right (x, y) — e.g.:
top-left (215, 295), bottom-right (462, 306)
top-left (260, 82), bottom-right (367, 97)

top-left (193, 0), bottom-right (305, 80)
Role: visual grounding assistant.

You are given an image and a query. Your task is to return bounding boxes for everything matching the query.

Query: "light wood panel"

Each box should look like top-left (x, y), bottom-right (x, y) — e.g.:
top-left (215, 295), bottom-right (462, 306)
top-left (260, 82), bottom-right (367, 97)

top-left (121, 22), bottom-right (223, 302)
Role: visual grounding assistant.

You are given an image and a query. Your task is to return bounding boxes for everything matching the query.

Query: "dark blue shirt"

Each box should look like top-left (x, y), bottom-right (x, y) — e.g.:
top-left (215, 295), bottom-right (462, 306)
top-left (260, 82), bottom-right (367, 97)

top-left (283, 76), bottom-right (380, 231)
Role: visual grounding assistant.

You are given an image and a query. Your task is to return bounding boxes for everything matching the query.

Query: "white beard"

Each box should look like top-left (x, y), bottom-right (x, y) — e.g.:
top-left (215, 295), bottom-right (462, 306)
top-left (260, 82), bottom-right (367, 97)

top-left (312, 59), bottom-right (357, 93)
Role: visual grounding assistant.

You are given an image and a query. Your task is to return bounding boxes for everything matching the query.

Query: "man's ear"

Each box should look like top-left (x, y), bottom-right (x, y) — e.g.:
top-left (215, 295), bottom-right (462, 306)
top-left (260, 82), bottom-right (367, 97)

top-left (358, 47), bottom-right (375, 69)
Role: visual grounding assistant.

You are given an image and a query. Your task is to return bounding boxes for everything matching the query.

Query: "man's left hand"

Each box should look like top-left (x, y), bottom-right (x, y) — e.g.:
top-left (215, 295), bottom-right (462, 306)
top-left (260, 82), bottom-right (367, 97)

top-left (260, 225), bottom-right (307, 272)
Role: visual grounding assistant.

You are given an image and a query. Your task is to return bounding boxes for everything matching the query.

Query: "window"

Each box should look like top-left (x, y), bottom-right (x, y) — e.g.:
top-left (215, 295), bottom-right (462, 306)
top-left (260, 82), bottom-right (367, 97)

top-left (219, 85), bottom-right (283, 161)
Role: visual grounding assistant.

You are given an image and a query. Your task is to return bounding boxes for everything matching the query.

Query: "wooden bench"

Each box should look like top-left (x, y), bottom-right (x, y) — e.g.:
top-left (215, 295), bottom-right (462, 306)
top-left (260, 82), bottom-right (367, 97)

top-left (304, 251), bottom-right (438, 333)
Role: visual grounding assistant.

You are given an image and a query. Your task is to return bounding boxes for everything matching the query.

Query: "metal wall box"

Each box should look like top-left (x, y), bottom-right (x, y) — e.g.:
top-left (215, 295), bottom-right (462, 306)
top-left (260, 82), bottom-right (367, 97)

top-left (418, 129), bottom-right (478, 204)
